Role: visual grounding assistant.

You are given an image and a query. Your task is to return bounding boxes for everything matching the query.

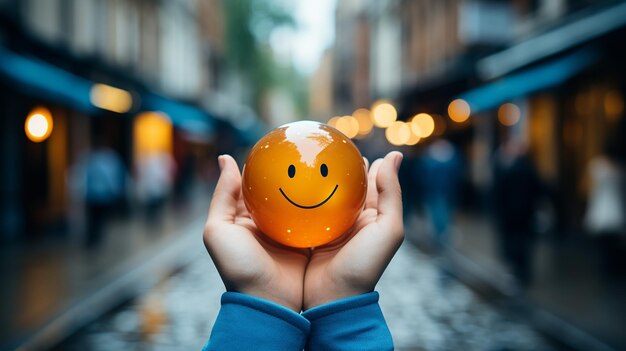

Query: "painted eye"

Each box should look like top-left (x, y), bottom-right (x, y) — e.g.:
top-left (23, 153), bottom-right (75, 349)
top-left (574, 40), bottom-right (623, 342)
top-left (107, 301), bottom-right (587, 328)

top-left (288, 164), bottom-right (296, 178)
top-left (320, 163), bottom-right (328, 177)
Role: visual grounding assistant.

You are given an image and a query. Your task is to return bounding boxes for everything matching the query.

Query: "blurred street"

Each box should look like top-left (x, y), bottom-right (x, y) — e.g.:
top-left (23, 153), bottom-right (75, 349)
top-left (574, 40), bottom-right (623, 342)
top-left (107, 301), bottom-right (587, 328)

top-left (54, 225), bottom-right (552, 351)
top-left (0, 184), bottom-right (213, 350)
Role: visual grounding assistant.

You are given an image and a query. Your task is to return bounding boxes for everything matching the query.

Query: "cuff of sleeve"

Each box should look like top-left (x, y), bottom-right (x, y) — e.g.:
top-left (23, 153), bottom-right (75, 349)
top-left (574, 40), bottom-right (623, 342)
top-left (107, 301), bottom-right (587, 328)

top-left (302, 291), bottom-right (380, 320)
top-left (301, 292), bottom-right (393, 351)
top-left (221, 292), bottom-right (310, 333)
top-left (204, 292), bottom-right (310, 351)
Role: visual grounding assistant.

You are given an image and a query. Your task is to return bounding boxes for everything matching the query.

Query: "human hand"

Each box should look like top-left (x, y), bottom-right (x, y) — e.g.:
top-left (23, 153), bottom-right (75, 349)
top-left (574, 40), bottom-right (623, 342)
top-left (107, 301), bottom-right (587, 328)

top-left (203, 155), bottom-right (309, 312)
top-left (303, 151), bottom-right (404, 310)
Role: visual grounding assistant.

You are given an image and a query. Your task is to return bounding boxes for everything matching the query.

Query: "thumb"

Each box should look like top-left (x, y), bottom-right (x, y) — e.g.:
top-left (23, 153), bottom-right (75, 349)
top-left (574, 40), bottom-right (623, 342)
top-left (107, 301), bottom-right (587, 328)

top-left (207, 155), bottom-right (242, 224)
top-left (376, 151), bottom-right (403, 229)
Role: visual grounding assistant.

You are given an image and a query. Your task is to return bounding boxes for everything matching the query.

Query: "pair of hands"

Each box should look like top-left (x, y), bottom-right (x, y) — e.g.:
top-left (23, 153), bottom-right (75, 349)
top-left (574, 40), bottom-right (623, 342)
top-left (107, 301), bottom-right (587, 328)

top-left (203, 152), bottom-right (404, 312)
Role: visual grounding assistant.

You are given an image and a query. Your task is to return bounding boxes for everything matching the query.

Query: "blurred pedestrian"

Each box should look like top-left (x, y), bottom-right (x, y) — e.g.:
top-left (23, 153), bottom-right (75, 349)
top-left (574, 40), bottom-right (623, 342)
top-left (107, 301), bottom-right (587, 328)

top-left (136, 152), bottom-right (176, 224)
top-left (83, 136), bottom-right (127, 248)
top-left (418, 139), bottom-right (462, 253)
top-left (493, 139), bottom-right (543, 287)
top-left (583, 143), bottom-right (625, 276)
top-left (173, 151), bottom-right (195, 209)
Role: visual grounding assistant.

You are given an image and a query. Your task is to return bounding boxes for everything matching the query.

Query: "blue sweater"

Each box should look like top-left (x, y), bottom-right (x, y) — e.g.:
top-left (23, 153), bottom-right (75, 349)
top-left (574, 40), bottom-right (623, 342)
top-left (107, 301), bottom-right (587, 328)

top-left (203, 291), bottom-right (393, 350)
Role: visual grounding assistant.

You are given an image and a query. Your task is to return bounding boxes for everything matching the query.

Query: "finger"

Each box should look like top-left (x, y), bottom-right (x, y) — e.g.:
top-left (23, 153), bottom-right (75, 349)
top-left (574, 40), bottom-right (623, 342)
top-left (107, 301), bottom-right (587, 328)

top-left (376, 152), bottom-right (403, 227)
top-left (207, 155), bottom-right (242, 224)
top-left (236, 189), bottom-right (251, 219)
top-left (365, 158), bottom-right (383, 210)
top-left (363, 157), bottom-right (369, 173)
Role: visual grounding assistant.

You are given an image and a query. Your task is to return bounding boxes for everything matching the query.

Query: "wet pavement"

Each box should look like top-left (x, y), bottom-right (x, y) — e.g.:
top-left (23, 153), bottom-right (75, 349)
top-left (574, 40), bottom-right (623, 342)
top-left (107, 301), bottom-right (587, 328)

top-left (0, 186), bottom-right (212, 351)
top-left (445, 214), bottom-right (626, 350)
top-left (56, 240), bottom-right (553, 351)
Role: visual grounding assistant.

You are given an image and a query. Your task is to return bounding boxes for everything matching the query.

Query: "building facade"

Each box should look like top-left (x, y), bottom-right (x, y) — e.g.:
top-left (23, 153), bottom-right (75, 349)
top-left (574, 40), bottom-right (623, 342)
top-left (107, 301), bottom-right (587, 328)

top-left (0, 0), bottom-right (228, 241)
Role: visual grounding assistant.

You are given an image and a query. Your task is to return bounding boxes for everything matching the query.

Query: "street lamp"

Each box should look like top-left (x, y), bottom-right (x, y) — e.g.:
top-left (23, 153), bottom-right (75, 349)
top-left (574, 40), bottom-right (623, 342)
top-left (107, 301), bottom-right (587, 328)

top-left (25, 106), bottom-right (53, 143)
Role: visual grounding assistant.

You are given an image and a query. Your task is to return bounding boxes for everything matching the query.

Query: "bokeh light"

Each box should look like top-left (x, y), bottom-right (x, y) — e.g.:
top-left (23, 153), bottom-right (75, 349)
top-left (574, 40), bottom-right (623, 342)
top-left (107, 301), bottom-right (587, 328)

top-left (335, 115), bottom-right (359, 138)
top-left (448, 99), bottom-right (471, 123)
top-left (327, 116), bottom-right (341, 128)
top-left (352, 108), bottom-right (373, 137)
top-left (405, 129), bottom-right (421, 145)
top-left (385, 121), bottom-right (410, 146)
top-left (371, 100), bottom-right (397, 128)
top-left (90, 83), bottom-right (133, 113)
top-left (410, 113), bottom-right (435, 137)
top-left (134, 112), bottom-right (173, 155)
top-left (25, 106), bottom-right (53, 142)
top-left (497, 103), bottom-right (521, 126)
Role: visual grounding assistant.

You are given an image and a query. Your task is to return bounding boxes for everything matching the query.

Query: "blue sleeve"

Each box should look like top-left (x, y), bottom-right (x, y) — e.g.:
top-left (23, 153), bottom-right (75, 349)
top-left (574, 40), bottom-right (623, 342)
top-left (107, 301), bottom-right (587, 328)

top-left (302, 292), bottom-right (393, 351)
top-left (203, 292), bottom-right (310, 351)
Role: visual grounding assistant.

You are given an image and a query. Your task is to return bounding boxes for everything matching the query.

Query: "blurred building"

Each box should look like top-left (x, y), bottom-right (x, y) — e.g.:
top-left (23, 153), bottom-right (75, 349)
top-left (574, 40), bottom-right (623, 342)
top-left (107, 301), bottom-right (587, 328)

top-left (0, 0), bottom-right (229, 241)
top-left (333, 0), bottom-right (371, 115)
top-left (308, 49), bottom-right (334, 121)
top-left (330, 0), bottom-right (626, 348)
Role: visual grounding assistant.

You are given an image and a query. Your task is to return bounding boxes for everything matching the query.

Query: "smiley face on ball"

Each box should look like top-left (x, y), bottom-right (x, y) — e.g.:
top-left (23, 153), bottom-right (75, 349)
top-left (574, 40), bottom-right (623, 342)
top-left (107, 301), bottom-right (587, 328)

top-left (279, 161), bottom-right (337, 209)
top-left (242, 121), bottom-right (367, 248)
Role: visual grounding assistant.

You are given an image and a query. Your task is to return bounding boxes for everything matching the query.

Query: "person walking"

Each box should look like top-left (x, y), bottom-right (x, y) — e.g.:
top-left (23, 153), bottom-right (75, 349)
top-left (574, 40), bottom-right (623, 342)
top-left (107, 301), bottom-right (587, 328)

top-left (418, 139), bottom-right (462, 254)
top-left (83, 136), bottom-right (127, 248)
top-left (584, 144), bottom-right (626, 276)
top-left (493, 139), bottom-right (543, 287)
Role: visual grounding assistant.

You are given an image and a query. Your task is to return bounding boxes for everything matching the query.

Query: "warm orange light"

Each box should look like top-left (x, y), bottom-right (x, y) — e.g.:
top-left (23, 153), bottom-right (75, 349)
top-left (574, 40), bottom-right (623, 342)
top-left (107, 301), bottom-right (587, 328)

top-left (385, 121), bottom-right (410, 146)
top-left (327, 116), bottom-right (341, 128)
top-left (405, 130), bottom-right (421, 145)
top-left (242, 121), bottom-right (367, 248)
top-left (497, 103), bottom-right (521, 126)
top-left (334, 115), bottom-right (359, 138)
top-left (90, 83), bottom-right (133, 113)
top-left (410, 113), bottom-right (435, 137)
top-left (352, 108), bottom-right (373, 137)
top-left (371, 100), bottom-right (397, 128)
top-left (448, 99), bottom-right (471, 123)
top-left (133, 112), bottom-right (173, 156)
top-left (25, 106), bottom-right (53, 142)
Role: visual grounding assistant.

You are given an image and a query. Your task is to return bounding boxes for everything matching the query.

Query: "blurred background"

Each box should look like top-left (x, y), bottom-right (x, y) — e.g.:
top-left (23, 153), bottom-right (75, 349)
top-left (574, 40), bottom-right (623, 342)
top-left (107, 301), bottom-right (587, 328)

top-left (1, 0), bottom-right (625, 350)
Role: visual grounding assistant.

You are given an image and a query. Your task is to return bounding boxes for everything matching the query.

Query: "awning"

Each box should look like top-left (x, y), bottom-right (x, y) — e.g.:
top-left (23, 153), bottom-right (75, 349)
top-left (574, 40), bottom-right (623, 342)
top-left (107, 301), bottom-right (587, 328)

top-left (457, 48), bottom-right (598, 115)
top-left (0, 48), bottom-right (96, 113)
top-left (142, 92), bottom-right (214, 136)
top-left (0, 47), bottom-right (215, 135)
top-left (234, 118), bottom-right (267, 146)
top-left (477, 1), bottom-right (626, 80)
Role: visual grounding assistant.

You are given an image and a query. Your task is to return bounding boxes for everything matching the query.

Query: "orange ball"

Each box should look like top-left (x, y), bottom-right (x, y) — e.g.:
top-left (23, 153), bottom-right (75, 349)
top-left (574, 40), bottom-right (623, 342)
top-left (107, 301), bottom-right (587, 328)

top-left (242, 121), bottom-right (367, 248)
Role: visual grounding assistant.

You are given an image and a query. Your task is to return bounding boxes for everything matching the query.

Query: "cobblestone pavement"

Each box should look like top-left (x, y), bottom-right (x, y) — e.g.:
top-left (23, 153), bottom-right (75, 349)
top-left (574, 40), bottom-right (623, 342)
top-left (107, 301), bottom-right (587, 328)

top-left (57, 242), bottom-right (553, 351)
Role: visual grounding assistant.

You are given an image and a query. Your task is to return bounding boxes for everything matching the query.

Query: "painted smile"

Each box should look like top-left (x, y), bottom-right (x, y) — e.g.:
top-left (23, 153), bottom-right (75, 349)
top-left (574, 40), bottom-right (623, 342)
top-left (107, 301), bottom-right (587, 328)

top-left (279, 185), bottom-right (339, 209)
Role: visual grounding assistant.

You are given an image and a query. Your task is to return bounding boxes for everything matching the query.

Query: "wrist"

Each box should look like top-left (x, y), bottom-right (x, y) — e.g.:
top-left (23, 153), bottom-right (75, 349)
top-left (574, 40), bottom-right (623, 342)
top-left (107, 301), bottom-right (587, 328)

top-left (239, 287), bottom-right (302, 312)
top-left (303, 286), bottom-right (367, 310)
top-left (302, 291), bottom-right (380, 316)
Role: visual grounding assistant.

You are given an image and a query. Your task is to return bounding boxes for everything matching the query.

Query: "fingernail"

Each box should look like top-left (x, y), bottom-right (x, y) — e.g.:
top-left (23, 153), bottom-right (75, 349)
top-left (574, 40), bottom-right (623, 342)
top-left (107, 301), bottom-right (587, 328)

top-left (217, 155), bottom-right (225, 171)
top-left (394, 153), bottom-right (403, 171)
